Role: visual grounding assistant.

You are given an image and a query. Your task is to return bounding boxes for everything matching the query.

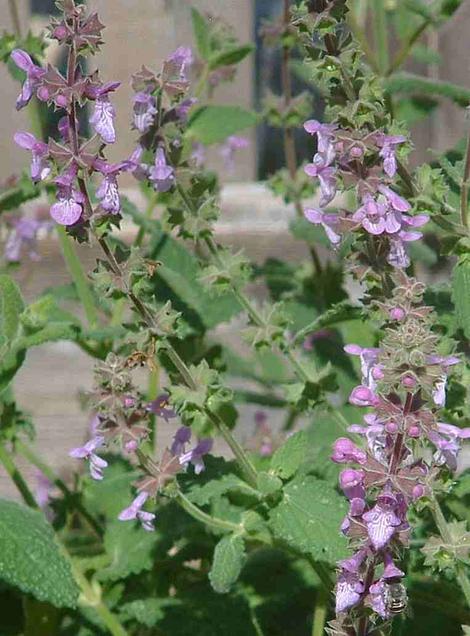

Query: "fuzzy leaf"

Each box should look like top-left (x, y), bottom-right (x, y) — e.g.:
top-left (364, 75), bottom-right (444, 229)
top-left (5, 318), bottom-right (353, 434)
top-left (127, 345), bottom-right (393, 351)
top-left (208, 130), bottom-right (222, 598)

top-left (0, 499), bottom-right (78, 608)
top-left (270, 431), bottom-right (308, 480)
top-left (209, 534), bottom-right (246, 593)
top-left (187, 105), bottom-right (258, 145)
top-left (268, 476), bottom-right (349, 565)
top-left (121, 598), bottom-right (180, 627)
top-left (186, 473), bottom-right (259, 506)
top-left (191, 8), bottom-right (211, 59)
top-left (452, 256), bottom-right (470, 339)
top-left (0, 275), bottom-right (24, 344)
top-left (99, 521), bottom-right (158, 581)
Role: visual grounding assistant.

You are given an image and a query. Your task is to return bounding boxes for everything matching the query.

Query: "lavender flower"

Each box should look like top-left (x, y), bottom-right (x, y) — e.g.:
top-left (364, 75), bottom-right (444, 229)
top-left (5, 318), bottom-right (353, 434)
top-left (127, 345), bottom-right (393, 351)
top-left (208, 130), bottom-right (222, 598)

top-left (147, 394), bottom-right (177, 421)
top-left (375, 133), bottom-right (406, 178)
top-left (170, 426), bottom-right (192, 456)
top-left (14, 131), bottom-right (50, 182)
top-left (88, 81), bottom-right (120, 144)
top-left (304, 151), bottom-right (337, 206)
top-left (94, 158), bottom-right (131, 213)
top-left (10, 49), bottom-right (45, 110)
top-left (69, 435), bottom-right (108, 480)
top-left (132, 92), bottom-right (158, 133)
top-left (4, 213), bottom-right (50, 263)
top-left (148, 147), bottom-right (174, 192)
top-left (219, 136), bottom-right (249, 172)
top-left (303, 119), bottom-right (337, 154)
top-left (179, 438), bottom-right (213, 474)
top-left (304, 208), bottom-right (341, 245)
top-left (50, 166), bottom-right (85, 226)
top-left (118, 491), bottom-right (155, 531)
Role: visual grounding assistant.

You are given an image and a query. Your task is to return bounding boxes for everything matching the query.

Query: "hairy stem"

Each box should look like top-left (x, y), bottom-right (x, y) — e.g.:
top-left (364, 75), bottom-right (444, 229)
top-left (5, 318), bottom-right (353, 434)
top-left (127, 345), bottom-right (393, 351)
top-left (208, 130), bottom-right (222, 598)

top-left (460, 113), bottom-right (470, 229)
top-left (372, 1), bottom-right (389, 75)
top-left (176, 490), bottom-right (243, 533)
top-left (311, 586), bottom-right (329, 636)
top-left (386, 19), bottom-right (431, 77)
top-left (0, 443), bottom-right (38, 509)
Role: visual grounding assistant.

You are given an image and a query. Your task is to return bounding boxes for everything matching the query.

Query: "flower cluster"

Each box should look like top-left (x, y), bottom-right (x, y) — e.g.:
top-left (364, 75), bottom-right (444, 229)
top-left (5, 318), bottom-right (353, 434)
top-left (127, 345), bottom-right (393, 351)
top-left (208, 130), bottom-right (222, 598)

top-left (303, 120), bottom-right (428, 269)
top-left (330, 273), bottom-right (470, 628)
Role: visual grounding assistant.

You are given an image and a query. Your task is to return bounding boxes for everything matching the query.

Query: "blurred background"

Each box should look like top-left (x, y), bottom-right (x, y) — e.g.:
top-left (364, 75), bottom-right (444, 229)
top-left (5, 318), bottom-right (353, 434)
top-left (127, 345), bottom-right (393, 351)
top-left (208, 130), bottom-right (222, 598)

top-left (2, 0), bottom-right (470, 184)
top-left (1, 0), bottom-right (470, 498)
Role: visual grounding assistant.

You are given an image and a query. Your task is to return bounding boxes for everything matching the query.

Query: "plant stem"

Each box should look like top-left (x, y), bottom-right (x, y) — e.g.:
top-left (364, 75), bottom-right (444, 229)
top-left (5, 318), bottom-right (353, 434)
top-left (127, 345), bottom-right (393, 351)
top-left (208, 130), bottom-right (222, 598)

top-left (311, 586), bottom-right (329, 636)
top-left (0, 446), bottom-right (128, 636)
top-left (429, 492), bottom-right (470, 608)
top-left (346, 10), bottom-right (379, 73)
top-left (147, 365), bottom-right (159, 452)
top-left (386, 19), bottom-right (431, 77)
top-left (176, 490), bottom-right (243, 533)
top-left (460, 112), bottom-right (470, 229)
top-left (15, 439), bottom-right (103, 538)
top-left (372, 1), bottom-right (389, 75)
top-left (0, 443), bottom-right (38, 509)
top-left (57, 225), bottom-right (100, 328)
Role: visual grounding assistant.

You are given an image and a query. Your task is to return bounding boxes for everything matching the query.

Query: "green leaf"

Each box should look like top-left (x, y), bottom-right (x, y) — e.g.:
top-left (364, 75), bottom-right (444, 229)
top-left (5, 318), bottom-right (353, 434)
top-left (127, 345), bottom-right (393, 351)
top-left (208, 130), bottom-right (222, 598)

top-left (186, 473), bottom-right (259, 506)
top-left (187, 105), bottom-right (258, 145)
top-left (121, 598), bottom-right (180, 628)
top-left (208, 44), bottom-right (254, 70)
top-left (385, 72), bottom-right (470, 107)
top-left (0, 275), bottom-right (24, 344)
top-left (256, 472), bottom-right (283, 496)
top-left (269, 476), bottom-right (349, 565)
top-left (270, 431), bottom-right (308, 480)
top-left (99, 521), bottom-right (158, 581)
top-left (83, 461), bottom-right (139, 519)
top-left (0, 499), bottom-right (78, 608)
top-left (452, 256), bottom-right (470, 339)
top-left (209, 534), bottom-right (246, 593)
top-left (191, 8), bottom-right (211, 59)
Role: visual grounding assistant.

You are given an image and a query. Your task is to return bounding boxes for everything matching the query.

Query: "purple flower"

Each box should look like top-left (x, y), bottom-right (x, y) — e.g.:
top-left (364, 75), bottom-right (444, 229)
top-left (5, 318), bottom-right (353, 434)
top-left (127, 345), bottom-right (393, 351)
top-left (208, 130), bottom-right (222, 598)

top-left (14, 131), bottom-right (50, 182)
top-left (219, 136), bottom-right (249, 172)
top-left (170, 426), bottom-right (192, 456)
top-left (375, 134), bottom-right (406, 178)
top-left (304, 119), bottom-right (337, 154)
top-left (50, 166), bottom-right (85, 226)
top-left (162, 46), bottom-right (193, 95)
top-left (344, 344), bottom-right (383, 391)
top-left (94, 158), bottom-right (131, 213)
top-left (69, 435), bottom-right (108, 480)
top-left (349, 385), bottom-right (378, 407)
top-left (339, 468), bottom-right (365, 500)
top-left (167, 46), bottom-right (193, 78)
top-left (132, 92), bottom-right (158, 133)
top-left (88, 82), bottom-right (120, 144)
top-left (377, 185), bottom-right (411, 213)
top-left (149, 148), bottom-right (174, 192)
top-left (335, 570), bottom-right (364, 614)
top-left (147, 394), bottom-right (177, 421)
top-left (175, 97), bottom-right (197, 121)
top-left (118, 491), bottom-right (155, 531)
top-left (331, 438), bottom-right (367, 465)
top-left (4, 215), bottom-right (50, 263)
top-left (387, 237), bottom-right (410, 269)
top-left (339, 548), bottom-right (367, 575)
top-left (383, 552), bottom-right (404, 579)
top-left (367, 580), bottom-right (388, 618)
top-left (179, 438), bottom-right (213, 474)
top-left (10, 49), bottom-right (45, 110)
top-left (128, 145), bottom-right (148, 181)
top-left (362, 492), bottom-right (402, 550)
top-left (304, 207), bottom-right (341, 245)
top-left (428, 423), bottom-right (470, 470)
top-left (304, 152), bottom-right (337, 206)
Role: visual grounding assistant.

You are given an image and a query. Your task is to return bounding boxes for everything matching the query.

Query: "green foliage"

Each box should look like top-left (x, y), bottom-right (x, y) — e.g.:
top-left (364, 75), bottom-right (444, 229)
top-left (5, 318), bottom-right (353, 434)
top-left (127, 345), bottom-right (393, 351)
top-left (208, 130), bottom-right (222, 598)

top-left (270, 431), bottom-right (308, 480)
top-left (269, 476), bottom-right (349, 565)
top-left (187, 105), bottom-right (259, 144)
top-left (208, 45), bottom-right (254, 70)
top-left (385, 72), bottom-right (470, 107)
top-left (121, 597), bottom-right (180, 627)
top-left (99, 521), bottom-right (158, 581)
top-left (209, 534), bottom-right (246, 593)
top-left (191, 8), bottom-right (211, 60)
top-left (452, 256), bottom-right (470, 339)
top-left (0, 499), bottom-right (78, 608)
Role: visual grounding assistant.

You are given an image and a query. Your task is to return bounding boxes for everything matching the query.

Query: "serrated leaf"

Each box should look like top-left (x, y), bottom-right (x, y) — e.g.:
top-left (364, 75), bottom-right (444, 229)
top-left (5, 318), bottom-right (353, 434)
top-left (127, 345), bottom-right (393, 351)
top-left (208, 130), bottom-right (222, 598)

top-left (269, 476), bottom-right (348, 565)
top-left (256, 472), bottom-right (283, 496)
top-left (208, 44), bottom-right (254, 70)
top-left (270, 431), bottom-right (308, 480)
top-left (452, 257), bottom-right (470, 339)
top-left (186, 473), bottom-right (259, 506)
top-left (0, 499), bottom-right (78, 608)
top-left (0, 275), bottom-right (24, 344)
top-left (99, 521), bottom-right (158, 581)
top-left (187, 105), bottom-right (258, 145)
top-left (209, 534), bottom-right (246, 593)
top-left (191, 8), bottom-right (211, 59)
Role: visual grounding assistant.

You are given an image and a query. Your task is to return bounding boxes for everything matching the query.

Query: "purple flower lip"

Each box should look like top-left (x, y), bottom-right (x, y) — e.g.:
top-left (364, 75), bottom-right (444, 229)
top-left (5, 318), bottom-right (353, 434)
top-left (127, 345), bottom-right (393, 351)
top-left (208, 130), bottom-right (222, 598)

top-left (118, 491), bottom-right (156, 532)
